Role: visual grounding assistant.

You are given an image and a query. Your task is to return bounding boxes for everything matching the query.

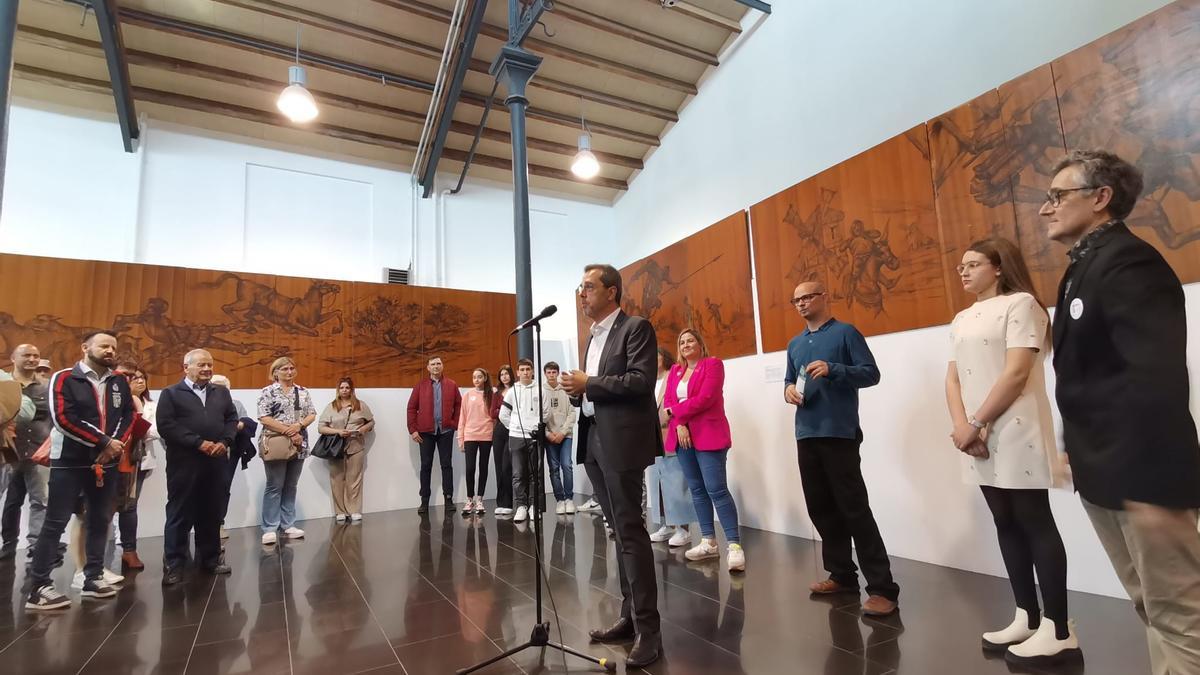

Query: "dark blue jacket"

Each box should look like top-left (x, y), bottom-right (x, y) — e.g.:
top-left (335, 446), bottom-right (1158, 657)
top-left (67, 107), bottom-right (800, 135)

top-left (48, 363), bottom-right (135, 467)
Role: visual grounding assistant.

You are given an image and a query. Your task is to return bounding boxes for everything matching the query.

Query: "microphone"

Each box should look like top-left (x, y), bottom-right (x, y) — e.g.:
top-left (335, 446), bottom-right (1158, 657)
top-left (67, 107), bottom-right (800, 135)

top-left (510, 305), bottom-right (557, 334)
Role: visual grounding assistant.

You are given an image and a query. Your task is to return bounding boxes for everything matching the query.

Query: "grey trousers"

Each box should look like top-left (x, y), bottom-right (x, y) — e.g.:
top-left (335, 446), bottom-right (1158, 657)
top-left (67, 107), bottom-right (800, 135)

top-left (0, 459), bottom-right (49, 555)
top-left (1083, 498), bottom-right (1200, 675)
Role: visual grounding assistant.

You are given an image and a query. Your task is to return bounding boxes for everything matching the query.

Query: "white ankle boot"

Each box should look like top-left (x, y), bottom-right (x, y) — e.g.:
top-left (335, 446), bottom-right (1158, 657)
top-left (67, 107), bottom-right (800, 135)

top-left (982, 608), bottom-right (1037, 651)
top-left (1005, 618), bottom-right (1081, 666)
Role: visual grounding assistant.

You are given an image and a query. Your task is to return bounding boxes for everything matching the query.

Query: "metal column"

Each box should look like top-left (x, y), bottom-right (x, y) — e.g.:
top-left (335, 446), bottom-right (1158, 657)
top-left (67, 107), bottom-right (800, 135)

top-left (0, 0), bottom-right (19, 215)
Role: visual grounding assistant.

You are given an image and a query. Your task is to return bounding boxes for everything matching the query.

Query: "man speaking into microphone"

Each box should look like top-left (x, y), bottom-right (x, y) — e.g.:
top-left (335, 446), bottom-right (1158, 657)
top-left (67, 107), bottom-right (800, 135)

top-left (559, 263), bottom-right (662, 668)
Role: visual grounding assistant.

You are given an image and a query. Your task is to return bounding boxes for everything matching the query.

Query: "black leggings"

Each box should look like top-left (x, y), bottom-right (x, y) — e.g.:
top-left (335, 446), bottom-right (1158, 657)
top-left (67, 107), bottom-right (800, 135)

top-left (980, 486), bottom-right (1069, 637)
top-left (464, 441), bottom-right (491, 498)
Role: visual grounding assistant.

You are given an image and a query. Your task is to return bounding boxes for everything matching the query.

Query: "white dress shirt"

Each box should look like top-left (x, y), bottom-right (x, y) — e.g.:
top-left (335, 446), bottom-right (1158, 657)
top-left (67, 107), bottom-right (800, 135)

top-left (582, 308), bottom-right (620, 418)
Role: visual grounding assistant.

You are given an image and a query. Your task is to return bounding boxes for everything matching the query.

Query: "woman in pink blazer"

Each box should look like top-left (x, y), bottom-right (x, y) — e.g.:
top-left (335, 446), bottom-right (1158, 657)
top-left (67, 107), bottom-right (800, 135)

top-left (663, 328), bottom-right (744, 572)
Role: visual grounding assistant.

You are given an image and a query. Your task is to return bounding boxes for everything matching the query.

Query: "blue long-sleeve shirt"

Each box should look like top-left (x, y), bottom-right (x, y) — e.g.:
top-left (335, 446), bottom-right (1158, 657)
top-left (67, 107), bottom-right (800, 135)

top-left (784, 319), bottom-right (881, 441)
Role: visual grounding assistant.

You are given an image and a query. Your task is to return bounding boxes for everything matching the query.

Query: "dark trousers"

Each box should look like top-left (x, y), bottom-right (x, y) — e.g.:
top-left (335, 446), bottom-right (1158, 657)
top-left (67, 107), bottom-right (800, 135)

top-left (419, 431), bottom-right (454, 504)
top-left (584, 425), bottom-right (660, 635)
top-left (164, 449), bottom-right (226, 570)
top-left (980, 486), bottom-right (1069, 629)
top-left (220, 450), bottom-right (240, 525)
top-left (491, 424), bottom-right (512, 508)
top-left (796, 436), bottom-right (899, 601)
top-left (464, 441), bottom-right (491, 498)
top-left (117, 469), bottom-right (150, 552)
top-left (510, 438), bottom-right (545, 511)
top-left (28, 464), bottom-right (116, 590)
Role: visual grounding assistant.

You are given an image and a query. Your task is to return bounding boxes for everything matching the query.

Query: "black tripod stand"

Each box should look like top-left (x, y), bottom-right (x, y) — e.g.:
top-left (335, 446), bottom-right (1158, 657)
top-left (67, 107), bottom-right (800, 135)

top-left (458, 320), bottom-right (616, 674)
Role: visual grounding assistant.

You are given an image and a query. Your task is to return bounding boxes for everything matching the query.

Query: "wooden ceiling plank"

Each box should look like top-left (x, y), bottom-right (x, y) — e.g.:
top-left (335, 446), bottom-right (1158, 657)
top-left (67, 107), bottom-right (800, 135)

top-left (551, 1), bottom-right (719, 67)
top-left (641, 0), bottom-right (743, 33)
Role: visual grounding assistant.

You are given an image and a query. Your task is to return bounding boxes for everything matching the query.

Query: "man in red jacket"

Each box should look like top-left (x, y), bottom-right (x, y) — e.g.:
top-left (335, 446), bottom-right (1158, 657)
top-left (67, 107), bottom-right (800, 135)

top-left (407, 356), bottom-right (461, 515)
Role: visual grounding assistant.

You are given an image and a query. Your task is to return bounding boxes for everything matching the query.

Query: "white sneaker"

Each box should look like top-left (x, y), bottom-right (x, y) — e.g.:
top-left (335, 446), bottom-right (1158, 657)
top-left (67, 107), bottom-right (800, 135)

top-left (26, 584), bottom-right (70, 611)
top-left (350, 513), bottom-right (362, 522)
top-left (262, 531), bottom-right (278, 546)
top-left (334, 514), bottom-right (348, 523)
top-left (1006, 618), bottom-right (1081, 666)
top-left (668, 528), bottom-right (691, 547)
top-left (103, 569), bottom-right (124, 585)
top-left (71, 571), bottom-right (85, 590)
top-left (474, 497), bottom-right (486, 513)
top-left (727, 543), bottom-right (745, 572)
top-left (685, 538), bottom-right (720, 561)
top-left (983, 608), bottom-right (1037, 651)
top-left (580, 498), bottom-right (602, 511)
top-left (556, 501), bottom-right (567, 515)
top-left (495, 507), bottom-right (513, 515)
top-left (513, 505), bottom-right (529, 522)
top-left (564, 500), bottom-right (576, 514)
top-left (649, 525), bottom-right (674, 543)
top-left (283, 527), bottom-right (305, 540)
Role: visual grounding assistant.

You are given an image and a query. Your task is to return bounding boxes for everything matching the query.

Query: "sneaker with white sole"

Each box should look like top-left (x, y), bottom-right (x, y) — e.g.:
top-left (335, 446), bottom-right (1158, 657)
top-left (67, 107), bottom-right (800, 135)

top-left (474, 497), bottom-right (486, 514)
top-left (26, 584), bottom-right (70, 611)
top-left (350, 513), bottom-right (363, 522)
top-left (1005, 618), bottom-right (1081, 667)
top-left (685, 538), bottom-right (720, 561)
top-left (335, 514), bottom-right (348, 523)
top-left (71, 571), bottom-right (85, 590)
top-left (580, 498), bottom-right (602, 512)
top-left (283, 527), bottom-right (305, 539)
top-left (81, 577), bottom-right (117, 598)
top-left (727, 543), bottom-right (745, 572)
top-left (104, 568), bottom-right (124, 585)
top-left (513, 505), bottom-right (529, 522)
top-left (649, 525), bottom-right (674, 543)
top-left (262, 531), bottom-right (278, 546)
top-left (556, 501), bottom-right (567, 515)
top-left (564, 500), bottom-right (576, 514)
top-left (668, 528), bottom-right (691, 547)
top-left (983, 608), bottom-right (1037, 652)
top-left (495, 507), bottom-right (513, 515)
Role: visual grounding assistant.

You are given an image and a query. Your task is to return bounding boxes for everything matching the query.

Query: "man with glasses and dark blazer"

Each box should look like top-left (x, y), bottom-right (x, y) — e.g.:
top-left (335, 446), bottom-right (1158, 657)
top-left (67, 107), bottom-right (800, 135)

top-left (560, 263), bottom-right (663, 668)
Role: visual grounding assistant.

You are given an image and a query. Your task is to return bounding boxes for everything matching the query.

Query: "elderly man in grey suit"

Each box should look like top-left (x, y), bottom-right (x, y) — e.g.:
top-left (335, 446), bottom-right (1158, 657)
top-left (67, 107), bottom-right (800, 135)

top-left (560, 263), bottom-right (663, 668)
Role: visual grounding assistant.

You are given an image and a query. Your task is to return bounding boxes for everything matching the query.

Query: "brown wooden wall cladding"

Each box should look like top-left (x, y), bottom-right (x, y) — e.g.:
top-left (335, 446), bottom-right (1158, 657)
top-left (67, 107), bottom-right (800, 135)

top-left (575, 211), bottom-right (757, 363)
top-left (0, 254), bottom-right (515, 389)
top-left (752, 0), bottom-right (1200, 352)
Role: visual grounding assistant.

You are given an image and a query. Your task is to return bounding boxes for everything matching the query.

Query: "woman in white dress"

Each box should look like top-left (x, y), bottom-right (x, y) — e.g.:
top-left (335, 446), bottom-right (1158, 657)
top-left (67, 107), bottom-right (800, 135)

top-left (945, 237), bottom-right (1079, 667)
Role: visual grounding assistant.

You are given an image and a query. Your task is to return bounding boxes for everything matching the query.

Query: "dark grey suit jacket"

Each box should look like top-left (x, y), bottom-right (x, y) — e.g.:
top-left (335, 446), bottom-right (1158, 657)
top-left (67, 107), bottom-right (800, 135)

top-left (573, 310), bottom-right (663, 472)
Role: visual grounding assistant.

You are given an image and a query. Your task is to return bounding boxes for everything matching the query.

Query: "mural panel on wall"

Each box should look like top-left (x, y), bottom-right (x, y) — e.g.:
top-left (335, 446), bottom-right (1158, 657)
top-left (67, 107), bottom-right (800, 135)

top-left (0, 254), bottom-right (515, 389)
top-left (576, 212), bottom-right (757, 363)
top-left (751, 126), bottom-right (954, 353)
top-left (1053, 0), bottom-right (1200, 280)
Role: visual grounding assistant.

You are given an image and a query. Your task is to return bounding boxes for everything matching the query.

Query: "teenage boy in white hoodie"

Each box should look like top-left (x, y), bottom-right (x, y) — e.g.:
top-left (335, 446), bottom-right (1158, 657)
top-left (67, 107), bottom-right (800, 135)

top-left (499, 359), bottom-right (546, 522)
top-left (542, 362), bottom-right (579, 515)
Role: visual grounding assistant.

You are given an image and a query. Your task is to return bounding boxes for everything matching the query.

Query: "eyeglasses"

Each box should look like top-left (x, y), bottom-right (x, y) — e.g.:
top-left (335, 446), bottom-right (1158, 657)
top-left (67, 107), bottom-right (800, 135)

top-left (955, 261), bottom-right (992, 275)
top-left (1044, 185), bottom-right (1097, 207)
top-left (790, 292), bottom-right (825, 306)
top-left (576, 283), bottom-right (605, 295)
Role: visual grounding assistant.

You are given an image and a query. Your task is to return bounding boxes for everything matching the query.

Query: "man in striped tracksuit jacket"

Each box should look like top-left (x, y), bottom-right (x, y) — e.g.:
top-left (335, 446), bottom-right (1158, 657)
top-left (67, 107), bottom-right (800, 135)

top-left (25, 331), bottom-right (134, 611)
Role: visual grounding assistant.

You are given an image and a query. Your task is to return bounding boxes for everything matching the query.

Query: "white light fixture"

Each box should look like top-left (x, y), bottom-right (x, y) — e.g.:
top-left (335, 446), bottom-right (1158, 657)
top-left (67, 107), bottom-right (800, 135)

top-left (571, 99), bottom-right (600, 180)
top-left (277, 25), bottom-right (318, 123)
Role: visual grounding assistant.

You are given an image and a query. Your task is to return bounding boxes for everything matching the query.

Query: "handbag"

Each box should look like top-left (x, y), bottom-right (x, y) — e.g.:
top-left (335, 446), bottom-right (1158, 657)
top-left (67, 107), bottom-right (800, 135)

top-left (311, 432), bottom-right (345, 460)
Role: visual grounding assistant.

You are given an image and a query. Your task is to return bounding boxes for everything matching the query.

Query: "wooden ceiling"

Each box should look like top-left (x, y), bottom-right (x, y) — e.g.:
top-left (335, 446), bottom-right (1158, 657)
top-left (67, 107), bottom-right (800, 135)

top-left (11, 0), bottom-right (760, 201)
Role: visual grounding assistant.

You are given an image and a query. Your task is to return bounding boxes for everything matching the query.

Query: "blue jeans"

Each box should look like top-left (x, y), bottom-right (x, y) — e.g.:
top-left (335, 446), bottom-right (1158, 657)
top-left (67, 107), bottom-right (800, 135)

top-left (646, 454), bottom-right (694, 527)
top-left (262, 457), bottom-right (304, 532)
top-left (676, 448), bottom-right (740, 544)
top-left (545, 437), bottom-right (574, 501)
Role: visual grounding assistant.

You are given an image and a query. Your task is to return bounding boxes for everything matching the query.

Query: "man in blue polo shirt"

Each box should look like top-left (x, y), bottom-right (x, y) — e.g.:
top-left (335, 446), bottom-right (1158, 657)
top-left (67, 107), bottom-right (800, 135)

top-left (784, 280), bottom-right (899, 616)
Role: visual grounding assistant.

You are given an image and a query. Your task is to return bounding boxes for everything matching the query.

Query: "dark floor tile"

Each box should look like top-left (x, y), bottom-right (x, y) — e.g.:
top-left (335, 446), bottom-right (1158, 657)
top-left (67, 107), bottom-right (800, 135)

top-left (376, 597), bottom-right (475, 647)
top-left (78, 624), bottom-right (197, 675)
top-left (0, 624), bottom-right (114, 675)
top-left (195, 599), bottom-right (288, 645)
top-left (186, 627), bottom-right (292, 675)
top-left (391, 622), bottom-right (523, 675)
top-left (290, 625), bottom-right (399, 675)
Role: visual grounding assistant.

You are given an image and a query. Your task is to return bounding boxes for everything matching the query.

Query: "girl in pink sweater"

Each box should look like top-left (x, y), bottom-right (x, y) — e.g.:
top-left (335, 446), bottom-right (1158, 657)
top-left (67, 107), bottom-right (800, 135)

top-left (458, 368), bottom-right (495, 514)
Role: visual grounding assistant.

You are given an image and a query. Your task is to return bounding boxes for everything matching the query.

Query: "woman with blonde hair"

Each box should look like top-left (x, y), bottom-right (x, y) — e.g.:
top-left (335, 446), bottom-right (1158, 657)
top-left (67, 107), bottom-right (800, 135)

top-left (318, 377), bottom-right (375, 522)
top-left (256, 356), bottom-right (316, 546)
top-left (946, 237), bottom-right (1077, 664)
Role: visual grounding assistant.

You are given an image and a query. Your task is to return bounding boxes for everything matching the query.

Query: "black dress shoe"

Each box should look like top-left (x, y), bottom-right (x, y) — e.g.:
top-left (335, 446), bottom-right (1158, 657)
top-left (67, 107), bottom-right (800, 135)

top-left (626, 633), bottom-right (662, 668)
top-left (588, 616), bottom-right (635, 643)
top-left (444, 499), bottom-right (456, 513)
top-left (162, 567), bottom-right (183, 586)
top-left (205, 562), bottom-right (232, 575)
top-left (417, 504), bottom-right (428, 515)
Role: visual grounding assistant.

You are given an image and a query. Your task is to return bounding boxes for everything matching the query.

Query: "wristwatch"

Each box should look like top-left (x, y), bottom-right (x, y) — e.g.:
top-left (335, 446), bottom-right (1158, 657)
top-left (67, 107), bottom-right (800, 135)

top-left (967, 416), bottom-right (985, 430)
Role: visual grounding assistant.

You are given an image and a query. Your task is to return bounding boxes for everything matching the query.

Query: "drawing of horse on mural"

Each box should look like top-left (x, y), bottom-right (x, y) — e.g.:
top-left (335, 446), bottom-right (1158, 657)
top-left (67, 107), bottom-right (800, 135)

top-left (198, 273), bottom-right (344, 337)
top-left (0, 312), bottom-right (140, 371)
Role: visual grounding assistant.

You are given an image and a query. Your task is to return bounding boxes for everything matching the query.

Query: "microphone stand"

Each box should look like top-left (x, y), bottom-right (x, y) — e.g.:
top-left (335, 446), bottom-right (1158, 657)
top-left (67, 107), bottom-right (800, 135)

top-left (458, 319), bottom-right (616, 673)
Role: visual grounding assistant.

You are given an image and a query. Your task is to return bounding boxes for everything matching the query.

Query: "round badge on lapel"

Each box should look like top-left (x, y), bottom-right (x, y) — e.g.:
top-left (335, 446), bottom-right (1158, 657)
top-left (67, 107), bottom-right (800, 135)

top-left (1069, 298), bottom-right (1084, 320)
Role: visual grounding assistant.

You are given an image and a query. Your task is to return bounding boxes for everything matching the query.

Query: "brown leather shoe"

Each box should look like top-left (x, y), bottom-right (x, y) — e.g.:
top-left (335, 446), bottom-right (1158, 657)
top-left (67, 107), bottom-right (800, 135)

top-left (862, 595), bottom-right (898, 616)
top-left (121, 551), bottom-right (145, 570)
top-left (809, 579), bottom-right (858, 595)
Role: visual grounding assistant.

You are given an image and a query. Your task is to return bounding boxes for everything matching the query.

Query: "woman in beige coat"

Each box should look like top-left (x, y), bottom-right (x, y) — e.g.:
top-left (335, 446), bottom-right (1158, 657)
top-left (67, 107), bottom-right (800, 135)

top-left (318, 377), bottom-right (375, 522)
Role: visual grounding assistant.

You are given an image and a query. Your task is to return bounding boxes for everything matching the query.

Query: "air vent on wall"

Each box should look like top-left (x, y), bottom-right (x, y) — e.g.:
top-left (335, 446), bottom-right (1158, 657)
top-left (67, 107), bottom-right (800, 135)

top-left (384, 267), bottom-right (410, 285)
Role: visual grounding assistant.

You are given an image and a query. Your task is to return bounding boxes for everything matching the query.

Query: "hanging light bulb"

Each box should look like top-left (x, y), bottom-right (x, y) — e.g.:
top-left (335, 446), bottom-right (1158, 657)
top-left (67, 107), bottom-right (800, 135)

top-left (571, 132), bottom-right (600, 179)
top-left (570, 99), bottom-right (600, 179)
top-left (277, 25), bottom-right (318, 123)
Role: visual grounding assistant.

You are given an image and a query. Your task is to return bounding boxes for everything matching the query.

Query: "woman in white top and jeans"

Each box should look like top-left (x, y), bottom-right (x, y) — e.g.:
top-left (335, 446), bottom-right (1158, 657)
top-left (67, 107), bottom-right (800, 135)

top-left (946, 237), bottom-right (1077, 667)
top-left (647, 348), bottom-right (692, 547)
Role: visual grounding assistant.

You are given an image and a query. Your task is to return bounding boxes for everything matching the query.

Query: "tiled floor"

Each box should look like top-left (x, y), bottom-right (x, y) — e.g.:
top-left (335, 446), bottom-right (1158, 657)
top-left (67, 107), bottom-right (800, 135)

top-left (0, 502), bottom-right (1151, 674)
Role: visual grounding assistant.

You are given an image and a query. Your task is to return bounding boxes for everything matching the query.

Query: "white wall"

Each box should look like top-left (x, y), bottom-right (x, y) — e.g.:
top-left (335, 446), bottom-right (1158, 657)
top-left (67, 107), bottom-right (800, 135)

top-left (611, 0), bottom-right (1179, 599)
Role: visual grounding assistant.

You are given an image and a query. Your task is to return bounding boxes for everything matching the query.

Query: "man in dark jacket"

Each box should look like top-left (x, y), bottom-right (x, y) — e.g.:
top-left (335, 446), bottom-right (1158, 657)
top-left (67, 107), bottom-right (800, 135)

top-left (1, 344), bottom-right (51, 560)
top-left (156, 349), bottom-right (238, 585)
top-left (561, 264), bottom-right (663, 668)
top-left (406, 356), bottom-right (461, 514)
top-left (26, 332), bottom-right (134, 610)
top-left (1042, 149), bottom-right (1200, 673)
